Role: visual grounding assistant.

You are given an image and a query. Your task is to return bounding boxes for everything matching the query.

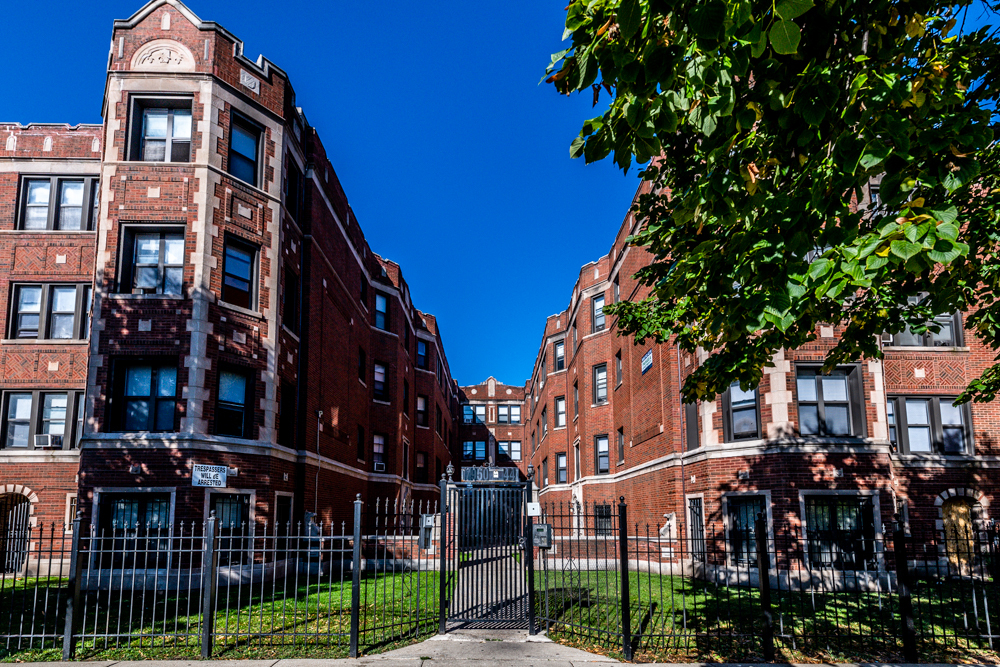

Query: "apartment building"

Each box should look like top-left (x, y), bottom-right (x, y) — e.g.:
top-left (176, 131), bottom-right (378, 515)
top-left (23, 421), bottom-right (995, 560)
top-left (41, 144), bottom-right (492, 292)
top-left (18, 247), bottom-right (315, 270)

top-left (0, 0), bottom-right (459, 536)
top-left (515, 178), bottom-right (997, 563)
top-left (455, 378), bottom-right (526, 477)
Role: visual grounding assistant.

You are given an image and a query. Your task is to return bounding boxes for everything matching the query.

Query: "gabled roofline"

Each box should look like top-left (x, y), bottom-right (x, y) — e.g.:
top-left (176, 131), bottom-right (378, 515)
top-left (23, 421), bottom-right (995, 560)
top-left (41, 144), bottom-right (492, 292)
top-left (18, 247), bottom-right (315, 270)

top-left (113, 0), bottom-right (288, 82)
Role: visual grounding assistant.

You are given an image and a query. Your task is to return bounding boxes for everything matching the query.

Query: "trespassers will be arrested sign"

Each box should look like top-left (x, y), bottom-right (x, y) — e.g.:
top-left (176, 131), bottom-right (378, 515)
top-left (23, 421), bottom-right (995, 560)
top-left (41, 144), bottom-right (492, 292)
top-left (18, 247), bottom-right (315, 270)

top-left (192, 464), bottom-right (228, 488)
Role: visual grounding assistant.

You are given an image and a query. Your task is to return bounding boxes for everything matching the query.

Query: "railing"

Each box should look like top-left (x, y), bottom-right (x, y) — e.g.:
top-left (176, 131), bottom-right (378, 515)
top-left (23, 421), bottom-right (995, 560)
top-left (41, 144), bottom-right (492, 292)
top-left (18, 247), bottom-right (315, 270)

top-left (535, 498), bottom-right (1000, 663)
top-left (0, 496), bottom-right (441, 661)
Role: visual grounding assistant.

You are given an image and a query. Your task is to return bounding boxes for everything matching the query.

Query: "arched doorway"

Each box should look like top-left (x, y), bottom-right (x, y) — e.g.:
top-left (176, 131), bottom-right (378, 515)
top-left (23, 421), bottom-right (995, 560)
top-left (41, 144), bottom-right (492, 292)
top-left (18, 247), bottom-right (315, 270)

top-left (0, 493), bottom-right (31, 574)
top-left (942, 495), bottom-right (983, 576)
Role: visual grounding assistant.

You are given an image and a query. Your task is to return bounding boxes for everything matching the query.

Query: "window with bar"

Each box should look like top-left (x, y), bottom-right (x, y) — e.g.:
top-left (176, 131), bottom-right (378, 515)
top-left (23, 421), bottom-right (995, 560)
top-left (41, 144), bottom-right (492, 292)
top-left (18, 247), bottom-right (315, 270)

top-left (727, 496), bottom-right (765, 566)
top-left (804, 495), bottom-right (876, 569)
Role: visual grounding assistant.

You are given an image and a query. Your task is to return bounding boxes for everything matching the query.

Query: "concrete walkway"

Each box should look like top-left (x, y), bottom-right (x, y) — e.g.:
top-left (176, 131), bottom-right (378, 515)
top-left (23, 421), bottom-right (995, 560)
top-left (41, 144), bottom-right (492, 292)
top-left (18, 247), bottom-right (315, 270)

top-left (10, 630), bottom-right (976, 666)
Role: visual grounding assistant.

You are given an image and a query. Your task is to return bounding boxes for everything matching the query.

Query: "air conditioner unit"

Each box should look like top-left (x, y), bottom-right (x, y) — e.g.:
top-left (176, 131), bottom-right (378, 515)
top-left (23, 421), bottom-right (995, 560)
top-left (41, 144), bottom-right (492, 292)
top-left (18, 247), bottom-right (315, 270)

top-left (374, 462), bottom-right (386, 472)
top-left (34, 434), bottom-right (62, 449)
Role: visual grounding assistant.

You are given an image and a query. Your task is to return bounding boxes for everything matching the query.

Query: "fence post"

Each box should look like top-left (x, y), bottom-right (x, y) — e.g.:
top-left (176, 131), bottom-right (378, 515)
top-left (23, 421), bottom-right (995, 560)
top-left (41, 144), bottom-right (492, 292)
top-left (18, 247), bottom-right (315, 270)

top-left (61, 513), bottom-right (84, 660)
top-left (893, 516), bottom-right (918, 663)
top-left (754, 512), bottom-right (774, 662)
top-left (618, 496), bottom-right (632, 661)
top-left (200, 511), bottom-right (218, 659)
top-left (350, 494), bottom-right (363, 658)
top-left (526, 470), bottom-right (537, 635)
top-left (438, 475), bottom-right (448, 634)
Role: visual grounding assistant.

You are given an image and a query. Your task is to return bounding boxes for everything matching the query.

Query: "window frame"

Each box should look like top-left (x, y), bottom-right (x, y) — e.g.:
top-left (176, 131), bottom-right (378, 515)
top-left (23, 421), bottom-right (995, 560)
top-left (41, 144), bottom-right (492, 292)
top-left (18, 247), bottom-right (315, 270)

top-left (555, 341), bottom-right (565, 371)
top-left (373, 362), bottom-right (389, 401)
top-left (282, 264), bottom-right (300, 334)
top-left (18, 175), bottom-right (101, 231)
top-left (615, 350), bottom-right (623, 387)
top-left (416, 395), bottom-right (429, 427)
top-left (617, 427), bottom-right (625, 464)
top-left (722, 382), bottom-right (762, 442)
top-left (221, 234), bottom-right (259, 311)
top-left (555, 396), bottom-right (566, 427)
top-left (227, 111), bottom-right (263, 187)
top-left (111, 358), bottom-right (178, 433)
top-left (215, 365), bottom-right (253, 439)
top-left (127, 95), bottom-right (194, 164)
top-left (593, 363), bottom-right (608, 405)
top-left (541, 406), bottom-right (548, 437)
top-left (375, 293), bottom-right (390, 331)
top-left (1, 389), bottom-right (85, 450)
top-left (595, 434), bottom-right (610, 475)
top-left (887, 395), bottom-right (973, 455)
top-left (117, 224), bottom-right (186, 296)
top-left (795, 364), bottom-right (865, 438)
top-left (592, 294), bottom-right (606, 333)
top-left (8, 283), bottom-right (91, 341)
top-left (888, 311), bottom-right (965, 348)
top-left (684, 401), bottom-right (699, 451)
top-left (372, 433), bottom-right (386, 470)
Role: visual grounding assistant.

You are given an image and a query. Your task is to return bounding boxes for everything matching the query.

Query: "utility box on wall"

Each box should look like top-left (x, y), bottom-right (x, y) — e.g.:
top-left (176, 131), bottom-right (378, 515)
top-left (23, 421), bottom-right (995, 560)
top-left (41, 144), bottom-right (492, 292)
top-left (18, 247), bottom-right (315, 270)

top-left (533, 523), bottom-right (552, 549)
top-left (417, 513), bottom-right (436, 550)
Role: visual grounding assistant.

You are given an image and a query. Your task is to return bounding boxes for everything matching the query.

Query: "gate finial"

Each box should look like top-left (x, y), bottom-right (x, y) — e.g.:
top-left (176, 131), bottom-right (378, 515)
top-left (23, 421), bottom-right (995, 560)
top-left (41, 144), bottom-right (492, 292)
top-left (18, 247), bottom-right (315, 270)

top-left (446, 463), bottom-right (454, 482)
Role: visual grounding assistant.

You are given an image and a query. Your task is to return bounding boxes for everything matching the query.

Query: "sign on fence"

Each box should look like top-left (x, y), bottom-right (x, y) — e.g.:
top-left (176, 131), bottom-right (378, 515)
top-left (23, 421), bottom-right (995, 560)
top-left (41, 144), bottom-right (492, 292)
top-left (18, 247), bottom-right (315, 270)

top-left (192, 464), bottom-right (228, 487)
top-left (460, 466), bottom-right (519, 482)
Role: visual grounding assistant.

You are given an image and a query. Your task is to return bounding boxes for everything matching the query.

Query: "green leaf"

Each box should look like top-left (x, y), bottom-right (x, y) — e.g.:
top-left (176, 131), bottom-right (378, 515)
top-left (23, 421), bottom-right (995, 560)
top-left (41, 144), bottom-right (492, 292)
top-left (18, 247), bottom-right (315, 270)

top-left (769, 20), bottom-right (801, 55)
top-left (929, 207), bottom-right (959, 225)
top-left (618, 0), bottom-right (643, 40)
top-left (941, 159), bottom-right (981, 193)
top-left (775, 0), bottom-right (814, 20)
top-left (927, 239), bottom-right (965, 264)
top-left (689, 1), bottom-right (727, 41)
top-left (807, 258), bottom-right (832, 280)
top-left (889, 240), bottom-right (923, 261)
top-left (570, 136), bottom-right (586, 159)
top-left (859, 141), bottom-right (891, 170)
top-left (749, 22), bottom-right (767, 58)
top-left (936, 222), bottom-right (960, 241)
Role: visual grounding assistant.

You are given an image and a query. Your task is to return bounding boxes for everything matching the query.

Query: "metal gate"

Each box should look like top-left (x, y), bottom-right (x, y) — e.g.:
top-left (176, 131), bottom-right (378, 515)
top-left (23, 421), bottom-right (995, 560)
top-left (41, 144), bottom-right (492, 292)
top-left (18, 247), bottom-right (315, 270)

top-left (438, 476), bottom-right (533, 630)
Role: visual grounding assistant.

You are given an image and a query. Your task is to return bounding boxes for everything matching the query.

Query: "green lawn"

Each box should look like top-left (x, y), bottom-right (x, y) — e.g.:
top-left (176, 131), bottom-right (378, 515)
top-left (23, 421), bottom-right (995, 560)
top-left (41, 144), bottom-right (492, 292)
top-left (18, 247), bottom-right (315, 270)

top-left (1, 569), bottom-right (444, 662)
top-left (535, 569), bottom-right (1000, 664)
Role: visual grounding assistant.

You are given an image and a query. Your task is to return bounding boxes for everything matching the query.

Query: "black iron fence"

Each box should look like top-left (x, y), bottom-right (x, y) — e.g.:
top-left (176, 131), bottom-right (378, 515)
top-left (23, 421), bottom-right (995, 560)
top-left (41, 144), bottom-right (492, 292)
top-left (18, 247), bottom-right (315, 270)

top-left (535, 497), bottom-right (1000, 663)
top-left (0, 495), bottom-right (440, 660)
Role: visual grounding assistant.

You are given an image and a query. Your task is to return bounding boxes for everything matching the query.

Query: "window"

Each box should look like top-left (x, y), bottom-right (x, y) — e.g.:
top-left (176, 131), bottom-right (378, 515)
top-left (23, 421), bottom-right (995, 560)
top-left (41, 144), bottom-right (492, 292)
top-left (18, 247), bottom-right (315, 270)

top-left (615, 351), bottom-right (623, 386)
top-left (19, 176), bottom-right (100, 230)
top-left (97, 493), bottom-right (171, 568)
top-left (723, 382), bottom-right (760, 442)
top-left (416, 395), bottom-right (428, 427)
top-left (463, 440), bottom-right (475, 460)
top-left (373, 363), bottom-right (388, 401)
top-left (416, 452), bottom-right (427, 483)
top-left (531, 429), bottom-right (536, 452)
top-left (373, 434), bottom-right (386, 469)
top-left (475, 440), bottom-right (486, 460)
top-left (356, 425), bottom-right (365, 461)
top-left (593, 364), bottom-right (608, 405)
top-left (556, 453), bottom-right (567, 483)
top-left (216, 367), bottom-right (251, 438)
top-left (436, 405), bottom-right (443, 435)
top-left (573, 382), bottom-right (579, 418)
top-left (119, 227), bottom-right (184, 295)
top-left (228, 113), bottom-right (261, 186)
top-left (417, 340), bottom-right (428, 368)
top-left (595, 434), bottom-right (609, 474)
top-left (685, 401), bottom-right (699, 450)
top-left (541, 406), bottom-right (548, 437)
top-left (375, 293), bottom-right (389, 331)
top-left (75, 393), bottom-right (85, 448)
top-left (403, 442), bottom-right (409, 480)
top-left (360, 278), bottom-right (369, 307)
top-left (804, 495), bottom-right (876, 569)
top-left (497, 405), bottom-right (509, 423)
top-left (574, 443), bottom-right (581, 481)
top-left (511, 440), bottom-right (522, 461)
top-left (2, 391), bottom-right (85, 450)
top-left (358, 348), bottom-right (367, 382)
top-left (113, 360), bottom-right (177, 432)
top-left (462, 405), bottom-right (474, 424)
top-left (727, 496), bottom-right (765, 567)
top-left (573, 322), bottom-right (578, 349)
top-left (282, 265), bottom-right (299, 333)
top-left (689, 497), bottom-right (706, 562)
top-left (613, 276), bottom-right (620, 303)
top-left (474, 405), bottom-right (486, 424)
top-left (592, 294), bottom-right (606, 332)
top-left (403, 379), bottom-right (410, 416)
top-left (555, 397), bottom-right (566, 427)
top-left (540, 354), bottom-right (546, 375)
top-left (542, 458), bottom-right (548, 486)
top-left (284, 159), bottom-right (303, 221)
top-left (890, 311), bottom-right (964, 347)
top-left (887, 396), bottom-right (971, 454)
top-left (9, 284), bottom-right (90, 340)
top-left (617, 427), bottom-right (625, 463)
top-left (130, 99), bottom-right (192, 163)
top-left (796, 366), bottom-right (864, 437)
top-left (595, 504), bottom-right (613, 536)
top-left (498, 440), bottom-right (522, 462)
top-left (510, 405), bottom-right (521, 424)
top-left (279, 382), bottom-right (296, 447)
top-left (222, 236), bottom-right (257, 310)
top-left (555, 341), bottom-right (565, 371)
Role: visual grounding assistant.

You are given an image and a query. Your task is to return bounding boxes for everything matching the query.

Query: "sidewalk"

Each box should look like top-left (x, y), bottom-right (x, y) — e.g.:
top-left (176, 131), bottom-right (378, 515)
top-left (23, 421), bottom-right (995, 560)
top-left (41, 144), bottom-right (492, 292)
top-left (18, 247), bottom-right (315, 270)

top-left (9, 630), bottom-right (975, 666)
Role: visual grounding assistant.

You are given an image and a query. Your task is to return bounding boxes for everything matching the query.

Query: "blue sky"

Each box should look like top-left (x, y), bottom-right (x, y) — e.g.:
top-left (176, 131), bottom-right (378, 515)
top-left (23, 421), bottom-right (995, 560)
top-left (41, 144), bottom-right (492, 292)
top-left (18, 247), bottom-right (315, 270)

top-left (0, 0), bottom-right (640, 387)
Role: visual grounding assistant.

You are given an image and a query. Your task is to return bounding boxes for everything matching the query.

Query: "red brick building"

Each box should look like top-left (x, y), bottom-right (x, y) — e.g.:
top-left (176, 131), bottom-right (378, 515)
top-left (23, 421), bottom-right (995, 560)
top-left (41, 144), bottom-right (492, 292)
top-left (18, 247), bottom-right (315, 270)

top-left (0, 0), bottom-right (459, 536)
top-left (509, 177), bottom-right (997, 565)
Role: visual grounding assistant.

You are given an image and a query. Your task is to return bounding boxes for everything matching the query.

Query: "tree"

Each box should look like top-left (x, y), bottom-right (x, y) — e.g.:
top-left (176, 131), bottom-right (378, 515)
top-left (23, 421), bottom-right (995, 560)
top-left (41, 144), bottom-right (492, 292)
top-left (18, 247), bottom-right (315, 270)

top-left (545, 0), bottom-right (1000, 403)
